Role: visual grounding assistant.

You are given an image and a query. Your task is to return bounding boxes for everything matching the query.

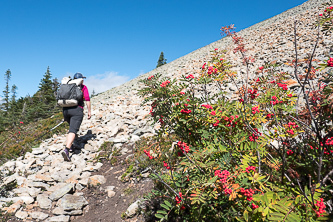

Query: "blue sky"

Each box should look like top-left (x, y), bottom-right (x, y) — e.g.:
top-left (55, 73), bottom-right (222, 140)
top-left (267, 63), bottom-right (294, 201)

top-left (0, 0), bottom-right (308, 98)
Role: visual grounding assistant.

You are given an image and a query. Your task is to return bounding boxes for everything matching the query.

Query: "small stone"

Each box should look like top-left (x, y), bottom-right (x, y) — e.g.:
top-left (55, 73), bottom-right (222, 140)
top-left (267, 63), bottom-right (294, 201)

top-left (107, 190), bottom-right (116, 198)
top-left (46, 215), bottom-right (70, 222)
top-left (29, 211), bottom-right (49, 220)
top-left (53, 207), bottom-right (82, 215)
top-left (49, 183), bottom-right (74, 201)
top-left (20, 196), bottom-right (35, 205)
top-left (32, 148), bottom-right (45, 155)
top-left (28, 181), bottom-right (50, 190)
top-left (141, 172), bottom-right (150, 178)
top-left (126, 199), bottom-right (141, 218)
top-left (57, 194), bottom-right (88, 211)
top-left (76, 183), bottom-right (84, 191)
top-left (15, 210), bottom-right (29, 219)
top-left (88, 175), bottom-right (106, 187)
top-left (37, 194), bottom-right (52, 209)
top-left (3, 200), bottom-right (23, 214)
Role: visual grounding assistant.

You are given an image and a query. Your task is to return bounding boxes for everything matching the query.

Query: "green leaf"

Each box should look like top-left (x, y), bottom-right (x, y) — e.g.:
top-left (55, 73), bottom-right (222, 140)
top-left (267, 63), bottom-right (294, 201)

top-left (157, 210), bottom-right (168, 215)
top-left (317, 217), bottom-right (330, 221)
top-left (160, 204), bottom-right (170, 211)
top-left (269, 212), bottom-right (285, 218)
top-left (264, 194), bottom-right (269, 205)
top-left (286, 213), bottom-right (301, 222)
top-left (207, 176), bottom-right (218, 184)
top-left (241, 178), bottom-right (249, 185)
top-left (243, 210), bottom-right (249, 221)
top-left (272, 204), bottom-right (288, 214)
top-left (164, 200), bottom-right (172, 208)
top-left (155, 213), bottom-right (165, 219)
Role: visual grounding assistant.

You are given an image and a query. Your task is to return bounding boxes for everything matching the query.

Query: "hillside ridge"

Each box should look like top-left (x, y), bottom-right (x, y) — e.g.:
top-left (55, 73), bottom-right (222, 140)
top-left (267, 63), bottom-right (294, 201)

top-left (0, 0), bottom-right (332, 221)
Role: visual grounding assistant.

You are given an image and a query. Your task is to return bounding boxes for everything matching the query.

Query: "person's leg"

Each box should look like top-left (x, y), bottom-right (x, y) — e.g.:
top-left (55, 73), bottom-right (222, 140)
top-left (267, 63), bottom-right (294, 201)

top-left (62, 107), bottom-right (83, 161)
top-left (62, 108), bottom-right (72, 161)
top-left (66, 132), bottom-right (76, 149)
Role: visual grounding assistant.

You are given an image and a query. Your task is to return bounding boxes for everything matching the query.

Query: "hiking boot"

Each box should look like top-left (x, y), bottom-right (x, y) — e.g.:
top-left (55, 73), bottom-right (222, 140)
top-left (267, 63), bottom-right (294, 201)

top-left (68, 145), bottom-right (74, 153)
top-left (61, 148), bottom-right (71, 161)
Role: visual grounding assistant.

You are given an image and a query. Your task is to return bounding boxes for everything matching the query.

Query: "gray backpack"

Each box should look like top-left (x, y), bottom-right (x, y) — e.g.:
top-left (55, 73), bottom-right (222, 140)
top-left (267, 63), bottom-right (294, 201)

top-left (56, 77), bottom-right (83, 107)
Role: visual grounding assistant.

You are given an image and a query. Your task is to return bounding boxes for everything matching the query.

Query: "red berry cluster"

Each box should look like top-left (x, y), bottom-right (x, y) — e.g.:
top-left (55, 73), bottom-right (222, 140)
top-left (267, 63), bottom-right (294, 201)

top-left (240, 188), bottom-right (255, 201)
top-left (315, 198), bottom-right (326, 217)
top-left (248, 88), bottom-right (259, 99)
top-left (207, 66), bottom-right (218, 75)
top-left (223, 186), bottom-right (232, 195)
top-left (270, 95), bottom-right (284, 105)
top-left (249, 128), bottom-right (261, 142)
top-left (180, 108), bottom-right (191, 114)
top-left (328, 58), bottom-right (333, 67)
top-left (147, 75), bottom-right (154, 80)
top-left (177, 141), bottom-right (190, 153)
top-left (144, 150), bottom-right (154, 159)
top-left (220, 115), bottom-right (239, 127)
top-left (149, 101), bottom-right (157, 116)
top-left (159, 116), bottom-right (164, 125)
top-left (252, 106), bottom-right (260, 114)
top-left (201, 104), bottom-right (213, 109)
top-left (245, 166), bottom-right (256, 173)
top-left (186, 74), bottom-right (195, 79)
top-left (326, 137), bottom-right (333, 146)
top-left (277, 82), bottom-right (288, 91)
top-left (213, 120), bottom-right (220, 127)
top-left (175, 192), bottom-right (183, 204)
top-left (251, 203), bottom-right (259, 209)
top-left (266, 113), bottom-right (274, 119)
top-left (160, 80), bottom-right (170, 87)
top-left (163, 161), bottom-right (171, 170)
top-left (286, 122), bottom-right (299, 135)
top-left (287, 150), bottom-right (294, 155)
top-left (214, 170), bottom-right (230, 183)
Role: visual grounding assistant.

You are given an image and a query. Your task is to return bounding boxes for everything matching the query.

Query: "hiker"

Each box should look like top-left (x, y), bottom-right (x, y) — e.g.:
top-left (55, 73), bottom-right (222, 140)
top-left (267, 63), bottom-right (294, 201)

top-left (61, 72), bottom-right (91, 161)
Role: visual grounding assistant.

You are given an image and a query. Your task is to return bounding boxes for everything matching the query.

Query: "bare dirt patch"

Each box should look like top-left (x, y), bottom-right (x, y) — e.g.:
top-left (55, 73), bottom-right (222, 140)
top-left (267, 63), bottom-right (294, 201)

top-left (71, 144), bottom-right (153, 222)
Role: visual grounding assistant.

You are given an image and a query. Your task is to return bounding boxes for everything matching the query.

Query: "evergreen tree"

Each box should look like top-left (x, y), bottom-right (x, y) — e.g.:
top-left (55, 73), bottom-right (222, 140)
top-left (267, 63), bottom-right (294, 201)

top-left (10, 84), bottom-right (17, 103)
top-left (156, 52), bottom-right (167, 68)
top-left (52, 78), bottom-right (60, 95)
top-left (9, 84), bottom-right (19, 119)
top-left (31, 66), bottom-right (59, 120)
top-left (39, 66), bottom-right (55, 105)
top-left (2, 69), bottom-right (11, 113)
top-left (91, 89), bottom-right (96, 98)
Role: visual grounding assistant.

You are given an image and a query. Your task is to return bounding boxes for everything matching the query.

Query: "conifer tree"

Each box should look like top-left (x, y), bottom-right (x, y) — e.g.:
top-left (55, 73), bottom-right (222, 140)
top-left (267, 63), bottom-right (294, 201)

top-left (156, 52), bottom-right (167, 68)
top-left (91, 89), bottom-right (96, 98)
top-left (31, 67), bottom-right (58, 119)
top-left (2, 69), bottom-right (11, 113)
top-left (9, 84), bottom-right (19, 119)
top-left (39, 66), bottom-right (55, 104)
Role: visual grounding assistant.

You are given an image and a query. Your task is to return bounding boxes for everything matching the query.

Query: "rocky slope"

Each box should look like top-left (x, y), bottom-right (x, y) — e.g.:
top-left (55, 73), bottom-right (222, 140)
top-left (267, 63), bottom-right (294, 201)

top-left (0, 0), bottom-right (332, 221)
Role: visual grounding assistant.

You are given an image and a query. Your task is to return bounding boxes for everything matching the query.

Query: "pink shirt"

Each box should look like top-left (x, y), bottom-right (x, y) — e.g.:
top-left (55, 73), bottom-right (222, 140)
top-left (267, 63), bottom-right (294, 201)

top-left (79, 84), bottom-right (90, 108)
top-left (82, 85), bottom-right (90, 101)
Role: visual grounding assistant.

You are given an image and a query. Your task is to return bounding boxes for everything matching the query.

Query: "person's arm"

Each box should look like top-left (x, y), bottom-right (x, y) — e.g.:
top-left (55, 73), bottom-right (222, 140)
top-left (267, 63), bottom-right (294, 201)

top-left (86, 101), bottom-right (91, 119)
top-left (82, 85), bottom-right (91, 119)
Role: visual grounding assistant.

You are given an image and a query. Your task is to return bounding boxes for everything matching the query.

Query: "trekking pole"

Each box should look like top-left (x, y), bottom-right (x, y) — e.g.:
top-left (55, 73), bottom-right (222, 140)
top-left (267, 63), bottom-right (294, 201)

top-left (50, 120), bottom-right (65, 131)
top-left (34, 120), bottom-right (65, 141)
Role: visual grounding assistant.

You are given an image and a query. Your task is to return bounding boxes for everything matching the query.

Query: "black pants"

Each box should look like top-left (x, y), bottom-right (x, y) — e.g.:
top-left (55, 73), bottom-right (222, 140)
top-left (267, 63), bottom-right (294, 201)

top-left (63, 106), bottom-right (83, 134)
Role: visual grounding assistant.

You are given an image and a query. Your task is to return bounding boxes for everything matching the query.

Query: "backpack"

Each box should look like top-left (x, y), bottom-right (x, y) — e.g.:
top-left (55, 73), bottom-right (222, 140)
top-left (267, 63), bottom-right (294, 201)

top-left (56, 77), bottom-right (83, 107)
